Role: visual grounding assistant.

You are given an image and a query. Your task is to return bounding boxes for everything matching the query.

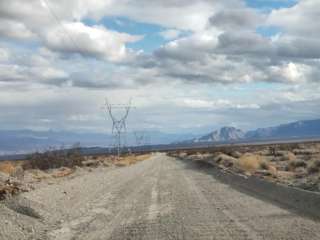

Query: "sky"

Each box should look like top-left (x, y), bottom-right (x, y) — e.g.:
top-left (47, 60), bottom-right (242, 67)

top-left (0, 0), bottom-right (319, 134)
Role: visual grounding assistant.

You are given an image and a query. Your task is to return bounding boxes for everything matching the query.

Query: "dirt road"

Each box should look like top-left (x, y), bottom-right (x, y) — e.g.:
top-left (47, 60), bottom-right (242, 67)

top-left (1, 153), bottom-right (320, 240)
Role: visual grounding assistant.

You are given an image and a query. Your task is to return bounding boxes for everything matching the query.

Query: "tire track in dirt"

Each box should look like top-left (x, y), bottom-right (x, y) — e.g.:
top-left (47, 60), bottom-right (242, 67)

top-left (180, 165), bottom-right (263, 240)
top-left (161, 158), bottom-right (256, 240)
top-left (179, 158), bottom-right (320, 240)
top-left (48, 157), bottom-right (160, 240)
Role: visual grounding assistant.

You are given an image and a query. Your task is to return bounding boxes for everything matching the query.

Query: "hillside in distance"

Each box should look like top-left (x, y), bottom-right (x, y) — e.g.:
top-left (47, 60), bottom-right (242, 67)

top-left (245, 119), bottom-right (320, 140)
top-left (0, 129), bottom-right (197, 155)
top-left (194, 127), bottom-right (245, 143)
top-left (188, 119), bottom-right (320, 144)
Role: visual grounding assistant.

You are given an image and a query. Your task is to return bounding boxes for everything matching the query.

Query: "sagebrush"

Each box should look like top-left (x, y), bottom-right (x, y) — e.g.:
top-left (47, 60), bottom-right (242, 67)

top-left (23, 144), bottom-right (85, 170)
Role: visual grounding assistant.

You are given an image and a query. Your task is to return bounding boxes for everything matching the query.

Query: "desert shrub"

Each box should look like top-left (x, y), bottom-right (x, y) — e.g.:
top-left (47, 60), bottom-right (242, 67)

top-left (212, 153), bottom-right (225, 162)
top-left (277, 151), bottom-right (297, 161)
top-left (213, 153), bottom-right (236, 167)
top-left (259, 161), bottom-right (269, 170)
top-left (186, 151), bottom-right (195, 156)
top-left (287, 143), bottom-right (300, 151)
top-left (286, 159), bottom-right (307, 171)
top-left (278, 144), bottom-right (289, 151)
top-left (229, 151), bottom-right (242, 158)
top-left (92, 155), bottom-right (99, 160)
top-left (268, 165), bottom-right (278, 176)
top-left (10, 166), bottom-right (24, 181)
top-left (286, 152), bottom-right (297, 161)
top-left (23, 144), bottom-right (84, 170)
top-left (293, 148), bottom-right (318, 155)
top-left (0, 162), bottom-right (16, 175)
top-left (178, 152), bottom-right (187, 158)
top-left (235, 154), bottom-right (265, 173)
top-left (167, 151), bottom-right (178, 157)
top-left (277, 143), bottom-right (300, 151)
top-left (307, 159), bottom-right (320, 174)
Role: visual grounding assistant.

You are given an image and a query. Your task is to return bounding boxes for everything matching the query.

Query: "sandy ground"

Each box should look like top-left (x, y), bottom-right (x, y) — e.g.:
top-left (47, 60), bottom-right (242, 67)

top-left (1, 153), bottom-right (320, 240)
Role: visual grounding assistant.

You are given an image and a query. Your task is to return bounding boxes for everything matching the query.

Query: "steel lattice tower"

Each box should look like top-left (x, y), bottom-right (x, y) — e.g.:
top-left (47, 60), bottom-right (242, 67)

top-left (134, 131), bottom-right (145, 147)
top-left (103, 99), bottom-right (132, 157)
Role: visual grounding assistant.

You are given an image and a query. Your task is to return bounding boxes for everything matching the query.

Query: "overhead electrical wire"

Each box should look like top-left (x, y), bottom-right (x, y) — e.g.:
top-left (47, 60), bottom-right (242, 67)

top-left (41, 0), bottom-right (83, 54)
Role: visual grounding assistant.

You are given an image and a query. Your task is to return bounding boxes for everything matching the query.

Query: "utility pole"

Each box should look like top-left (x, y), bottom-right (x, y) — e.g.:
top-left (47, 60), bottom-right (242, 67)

top-left (134, 131), bottom-right (145, 147)
top-left (134, 131), bottom-right (146, 153)
top-left (103, 99), bottom-right (132, 158)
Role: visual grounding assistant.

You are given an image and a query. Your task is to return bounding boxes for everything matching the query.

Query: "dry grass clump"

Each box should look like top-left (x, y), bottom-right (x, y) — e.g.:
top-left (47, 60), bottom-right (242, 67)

top-left (167, 151), bottom-right (179, 158)
top-left (293, 148), bottom-right (318, 155)
top-left (229, 151), bottom-right (242, 158)
top-left (267, 165), bottom-right (278, 176)
top-left (28, 169), bottom-right (51, 181)
top-left (114, 154), bottom-right (151, 167)
top-left (178, 152), bottom-right (187, 158)
top-left (286, 159), bottom-right (307, 171)
top-left (10, 166), bottom-right (24, 181)
top-left (277, 151), bottom-right (297, 161)
top-left (0, 162), bottom-right (17, 175)
top-left (83, 155), bottom-right (114, 167)
top-left (213, 153), bottom-right (236, 168)
top-left (287, 152), bottom-right (297, 161)
top-left (187, 152), bottom-right (213, 161)
top-left (0, 161), bottom-right (24, 180)
top-left (256, 149), bottom-right (270, 156)
top-left (233, 153), bottom-right (278, 177)
top-left (82, 159), bottom-right (101, 167)
top-left (307, 159), bottom-right (320, 174)
top-left (186, 151), bottom-right (197, 156)
top-left (235, 153), bottom-right (265, 173)
top-left (0, 180), bottom-right (21, 200)
top-left (276, 171), bottom-right (295, 181)
top-left (259, 161), bottom-right (269, 170)
top-left (52, 167), bottom-right (74, 178)
top-left (0, 170), bottom-right (26, 200)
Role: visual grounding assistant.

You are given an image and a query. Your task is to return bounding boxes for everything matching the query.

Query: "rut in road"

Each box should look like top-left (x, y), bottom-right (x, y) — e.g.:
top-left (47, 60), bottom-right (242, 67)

top-left (2, 153), bottom-right (320, 240)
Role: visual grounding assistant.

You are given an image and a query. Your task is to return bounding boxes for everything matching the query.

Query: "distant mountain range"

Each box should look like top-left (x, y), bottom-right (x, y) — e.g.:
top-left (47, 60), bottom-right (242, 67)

top-left (186, 119), bottom-right (320, 144)
top-left (194, 127), bottom-right (245, 143)
top-left (245, 119), bottom-right (320, 140)
top-left (0, 129), bottom-right (197, 155)
top-left (1, 119), bottom-right (320, 156)
top-left (0, 130), bottom-right (110, 155)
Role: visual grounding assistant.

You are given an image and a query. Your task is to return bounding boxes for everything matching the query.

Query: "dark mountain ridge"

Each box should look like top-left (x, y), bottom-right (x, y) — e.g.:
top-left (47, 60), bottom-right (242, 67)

top-left (188, 119), bottom-right (320, 144)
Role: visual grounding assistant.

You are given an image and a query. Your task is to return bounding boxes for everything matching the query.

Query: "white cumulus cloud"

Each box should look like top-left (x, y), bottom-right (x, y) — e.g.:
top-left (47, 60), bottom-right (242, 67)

top-left (43, 22), bottom-right (142, 61)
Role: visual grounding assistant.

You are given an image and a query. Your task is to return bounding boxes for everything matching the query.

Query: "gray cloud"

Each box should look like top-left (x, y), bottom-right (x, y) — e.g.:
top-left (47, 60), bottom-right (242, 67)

top-left (268, 0), bottom-right (320, 37)
top-left (275, 36), bottom-right (320, 59)
top-left (0, 19), bottom-right (36, 41)
top-left (209, 8), bottom-right (264, 31)
top-left (216, 31), bottom-right (271, 55)
top-left (0, 1), bottom-right (142, 62)
top-left (133, 0), bottom-right (320, 86)
top-left (211, 99), bottom-right (320, 130)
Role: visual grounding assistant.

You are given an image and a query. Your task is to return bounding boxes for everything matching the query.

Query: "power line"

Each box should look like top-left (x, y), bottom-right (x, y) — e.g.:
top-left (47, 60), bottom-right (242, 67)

top-left (103, 98), bottom-right (133, 158)
top-left (134, 131), bottom-right (145, 146)
top-left (41, 0), bottom-right (83, 54)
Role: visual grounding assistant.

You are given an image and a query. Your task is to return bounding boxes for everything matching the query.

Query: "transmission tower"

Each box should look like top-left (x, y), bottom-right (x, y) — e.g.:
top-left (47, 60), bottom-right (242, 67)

top-left (103, 99), bottom-right (132, 157)
top-left (134, 131), bottom-right (145, 147)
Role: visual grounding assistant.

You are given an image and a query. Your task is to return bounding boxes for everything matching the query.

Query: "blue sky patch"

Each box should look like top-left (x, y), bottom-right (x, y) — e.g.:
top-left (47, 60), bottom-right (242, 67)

top-left (94, 17), bottom-right (168, 52)
top-left (245, 0), bottom-right (297, 11)
top-left (256, 26), bottom-right (282, 37)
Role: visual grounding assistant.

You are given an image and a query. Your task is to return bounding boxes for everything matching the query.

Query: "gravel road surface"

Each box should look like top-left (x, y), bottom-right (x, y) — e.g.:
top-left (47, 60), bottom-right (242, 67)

top-left (1, 153), bottom-right (320, 240)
